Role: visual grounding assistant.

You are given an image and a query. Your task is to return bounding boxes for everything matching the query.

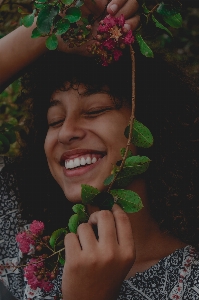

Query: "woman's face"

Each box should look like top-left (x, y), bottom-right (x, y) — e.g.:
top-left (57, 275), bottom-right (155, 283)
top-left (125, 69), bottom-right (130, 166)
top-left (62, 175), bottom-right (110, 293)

top-left (44, 84), bottom-right (134, 203)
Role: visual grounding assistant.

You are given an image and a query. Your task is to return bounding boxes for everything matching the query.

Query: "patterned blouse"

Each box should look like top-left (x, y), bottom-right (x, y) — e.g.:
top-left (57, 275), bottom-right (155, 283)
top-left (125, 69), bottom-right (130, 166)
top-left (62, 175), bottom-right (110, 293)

top-left (1, 156), bottom-right (199, 300)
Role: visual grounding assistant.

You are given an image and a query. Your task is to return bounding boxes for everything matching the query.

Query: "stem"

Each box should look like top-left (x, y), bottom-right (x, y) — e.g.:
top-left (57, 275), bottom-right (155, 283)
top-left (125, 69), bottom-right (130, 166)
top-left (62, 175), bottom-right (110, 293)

top-left (107, 45), bottom-right (136, 192)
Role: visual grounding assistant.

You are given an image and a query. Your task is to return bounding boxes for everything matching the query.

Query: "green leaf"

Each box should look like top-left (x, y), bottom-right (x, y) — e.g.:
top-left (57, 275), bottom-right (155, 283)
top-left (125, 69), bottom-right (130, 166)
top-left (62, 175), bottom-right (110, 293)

top-left (157, 2), bottom-right (181, 17)
top-left (49, 228), bottom-right (68, 250)
top-left (92, 192), bottom-right (114, 210)
top-left (114, 155), bottom-right (151, 187)
top-left (135, 34), bottom-right (154, 58)
top-left (65, 7), bottom-right (81, 23)
top-left (55, 19), bottom-right (70, 35)
top-left (68, 214), bottom-right (79, 233)
top-left (21, 12), bottom-right (35, 28)
top-left (163, 13), bottom-right (182, 29)
top-left (152, 15), bottom-right (172, 36)
top-left (34, 3), bottom-right (46, 9)
top-left (120, 148), bottom-right (133, 158)
top-left (61, 0), bottom-right (74, 4)
top-left (31, 27), bottom-right (42, 38)
top-left (142, 3), bottom-right (149, 13)
top-left (36, 0), bottom-right (47, 3)
top-left (103, 174), bottom-right (115, 186)
top-left (46, 34), bottom-right (58, 50)
top-left (110, 189), bottom-right (143, 213)
top-left (37, 5), bottom-right (59, 34)
top-left (81, 184), bottom-right (100, 205)
top-left (0, 134), bottom-right (10, 154)
top-left (4, 130), bottom-right (16, 144)
top-left (156, 2), bottom-right (182, 28)
top-left (72, 204), bottom-right (88, 222)
top-left (59, 255), bottom-right (65, 266)
top-left (124, 120), bottom-right (154, 148)
top-left (76, 0), bottom-right (84, 7)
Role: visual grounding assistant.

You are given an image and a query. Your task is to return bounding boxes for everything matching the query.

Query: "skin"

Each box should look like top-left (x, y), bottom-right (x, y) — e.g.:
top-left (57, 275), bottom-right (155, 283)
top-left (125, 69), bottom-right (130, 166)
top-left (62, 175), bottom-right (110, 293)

top-left (45, 86), bottom-right (187, 300)
top-left (0, 0), bottom-right (140, 91)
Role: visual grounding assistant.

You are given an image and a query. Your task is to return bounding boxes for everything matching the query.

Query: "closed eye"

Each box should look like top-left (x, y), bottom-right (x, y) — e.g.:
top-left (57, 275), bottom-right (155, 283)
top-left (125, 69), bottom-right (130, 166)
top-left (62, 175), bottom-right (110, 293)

top-left (48, 119), bottom-right (65, 127)
top-left (85, 107), bottom-right (114, 117)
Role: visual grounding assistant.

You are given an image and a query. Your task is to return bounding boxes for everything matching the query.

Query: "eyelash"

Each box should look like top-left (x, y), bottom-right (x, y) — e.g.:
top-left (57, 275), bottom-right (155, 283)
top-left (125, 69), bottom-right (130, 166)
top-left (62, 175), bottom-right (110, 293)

top-left (85, 107), bottom-right (113, 117)
top-left (48, 120), bottom-right (64, 127)
top-left (48, 107), bottom-right (113, 127)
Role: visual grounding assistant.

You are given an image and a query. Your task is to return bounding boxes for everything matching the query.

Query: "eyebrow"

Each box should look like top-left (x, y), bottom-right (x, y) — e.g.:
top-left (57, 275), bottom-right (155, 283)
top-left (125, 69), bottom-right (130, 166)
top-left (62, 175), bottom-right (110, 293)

top-left (49, 99), bottom-right (62, 108)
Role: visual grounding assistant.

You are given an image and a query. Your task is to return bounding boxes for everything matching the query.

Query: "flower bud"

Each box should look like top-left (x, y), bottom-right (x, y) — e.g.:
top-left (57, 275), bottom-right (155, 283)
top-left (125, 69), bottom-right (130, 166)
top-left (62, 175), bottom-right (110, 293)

top-left (96, 34), bottom-right (102, 41)
top-left (86, 25), bottom-right (92, 30)
top-left (120, 43), bottom-right (126, 49)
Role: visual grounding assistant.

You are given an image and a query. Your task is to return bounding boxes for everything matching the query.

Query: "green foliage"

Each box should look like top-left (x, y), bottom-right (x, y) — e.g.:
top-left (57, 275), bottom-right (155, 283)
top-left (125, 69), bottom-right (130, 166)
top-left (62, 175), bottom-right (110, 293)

top-left (68, 214), bottom-right (79, 233)
top-left (92, 192), bottom-right (114, 210)
top-left (64, 7), bottom-right (81, 23)
top-left (110, 189), bottom-right (143, 213)
top-left (55, 19), bottom-right (70, 35)
top-left (103, 174), bottom-right (115, 186)
top-left (31, 27), bottom-right (42, 38)
top-left (46, 34), bottom-right (58, 50)
top-left (81, 184), bottom-right (100, 205)
top-left (152, 15), bottom-right (172, 36)
top-left (114, 156), bottom-right (151, 188)
top-left (37, 5), bottom-right (59, 34)
top-left (21, 10), bottom-right (35, 27)
top-left (72, 204), bottom-right (88, 222)
top-left (125, 120), bottom-right (153, 148)
top-left (135, 34), bottom-right (154, 58)
top-left (49, 228), bottom-right (68, 250)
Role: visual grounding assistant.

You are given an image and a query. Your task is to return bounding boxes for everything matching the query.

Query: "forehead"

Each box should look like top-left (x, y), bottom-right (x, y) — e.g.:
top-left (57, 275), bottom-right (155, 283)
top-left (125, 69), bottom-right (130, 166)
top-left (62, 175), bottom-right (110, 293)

top-left (49, 84), bottom-right (114, 107)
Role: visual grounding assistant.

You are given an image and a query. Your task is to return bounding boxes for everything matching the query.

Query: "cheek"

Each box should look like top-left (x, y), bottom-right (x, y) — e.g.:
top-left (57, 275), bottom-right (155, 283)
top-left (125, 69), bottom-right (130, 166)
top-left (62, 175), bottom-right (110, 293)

top-left (44, 130), bottom-right (56, 159)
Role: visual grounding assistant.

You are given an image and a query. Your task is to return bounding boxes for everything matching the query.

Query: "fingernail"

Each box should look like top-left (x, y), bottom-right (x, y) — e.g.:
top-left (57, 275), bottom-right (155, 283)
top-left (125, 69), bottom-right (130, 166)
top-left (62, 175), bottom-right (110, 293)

top-left (110, 4), bottom-right (118, 13)
top-left (124, 23), bottom-right (131, 30)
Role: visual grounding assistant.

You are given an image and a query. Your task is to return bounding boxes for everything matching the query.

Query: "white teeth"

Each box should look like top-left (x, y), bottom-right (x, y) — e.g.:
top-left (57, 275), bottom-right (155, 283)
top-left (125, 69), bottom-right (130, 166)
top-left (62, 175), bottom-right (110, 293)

top-left (69, 160), bottom-right (74, 168)
top-left (86, 157), bottom-right (91, 164)
top-left (80, 157), bottom-right (86, 166)
top-left (74, 158), bottom-right (80, 167)
top-left (92, 157), bottom-right (97, 163)
top-left (65, 155), bottom-right (102, 169)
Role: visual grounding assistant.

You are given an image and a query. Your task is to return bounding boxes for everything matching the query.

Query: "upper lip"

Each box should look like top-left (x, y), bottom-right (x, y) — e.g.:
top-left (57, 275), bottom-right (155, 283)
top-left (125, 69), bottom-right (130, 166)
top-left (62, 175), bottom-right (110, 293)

top-left (60, 149), bottom-right (106, 163)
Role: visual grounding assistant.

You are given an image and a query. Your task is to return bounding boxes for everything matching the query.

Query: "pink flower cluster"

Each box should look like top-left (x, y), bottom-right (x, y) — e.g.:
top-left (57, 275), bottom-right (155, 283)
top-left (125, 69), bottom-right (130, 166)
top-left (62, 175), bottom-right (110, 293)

top-left (30, 220), bottom-right (44, 235)
top-left (24, 258), bottom-right (53, 292)
top-left (16, 220), bottom-right (44, 254)
top-left (87, 14), bottom-right (134, 66)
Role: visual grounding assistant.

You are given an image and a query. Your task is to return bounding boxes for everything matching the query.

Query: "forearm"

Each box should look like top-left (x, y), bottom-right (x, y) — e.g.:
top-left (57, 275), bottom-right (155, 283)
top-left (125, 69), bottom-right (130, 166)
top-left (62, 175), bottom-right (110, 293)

top-left (0, 21), bottom-right (48, 91)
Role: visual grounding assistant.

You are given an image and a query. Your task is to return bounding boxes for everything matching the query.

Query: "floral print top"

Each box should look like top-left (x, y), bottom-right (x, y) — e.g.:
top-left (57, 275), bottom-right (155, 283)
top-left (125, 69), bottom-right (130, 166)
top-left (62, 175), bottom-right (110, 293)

top-left (1, 156), bottom-right (199, 300)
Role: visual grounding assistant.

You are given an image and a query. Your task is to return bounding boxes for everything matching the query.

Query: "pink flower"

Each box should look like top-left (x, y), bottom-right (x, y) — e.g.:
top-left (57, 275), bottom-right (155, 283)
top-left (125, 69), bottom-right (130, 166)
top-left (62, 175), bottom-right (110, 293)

top-left (124, 30), bottom-right (134, 44)
top-left (30, 220), bottom-right (44, 235)
top-left (102, 39), bottom-right (116, 50)
top-left (16, 231), bottom-right (35, 254)
top-left (113, 49), bottom-right (123, 61)
top-left (117, 14), bottom-right (125, 26)
top-left (24, 258), bottom-right (53, 292)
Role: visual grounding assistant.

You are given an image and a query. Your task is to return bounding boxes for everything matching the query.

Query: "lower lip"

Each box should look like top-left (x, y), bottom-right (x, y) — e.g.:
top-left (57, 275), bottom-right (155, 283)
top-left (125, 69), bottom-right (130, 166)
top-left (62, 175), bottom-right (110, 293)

top-left (63, 158), bottom-right (103, 177)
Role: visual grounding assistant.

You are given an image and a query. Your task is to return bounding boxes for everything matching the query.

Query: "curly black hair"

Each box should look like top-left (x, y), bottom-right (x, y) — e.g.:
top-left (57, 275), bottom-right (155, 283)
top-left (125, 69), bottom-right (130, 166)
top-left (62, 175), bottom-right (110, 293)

top-left (11, 49), bottom-right (199, 248)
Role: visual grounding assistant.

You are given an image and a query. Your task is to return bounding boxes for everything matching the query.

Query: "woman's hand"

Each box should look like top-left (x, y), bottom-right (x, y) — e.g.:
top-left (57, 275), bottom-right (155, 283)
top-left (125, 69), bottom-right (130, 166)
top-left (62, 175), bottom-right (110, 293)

top-left (58, 0), bottom-right (140, 54)
top-left (62, 204), bottom-right (135, 300)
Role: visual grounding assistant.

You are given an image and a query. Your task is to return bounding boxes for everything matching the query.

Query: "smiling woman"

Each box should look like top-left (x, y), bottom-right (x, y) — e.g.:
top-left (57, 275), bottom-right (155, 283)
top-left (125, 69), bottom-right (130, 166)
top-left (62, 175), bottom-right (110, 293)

top-left (1, 49), bottom-right (197, 299)
top-left (1, 5), bottom-right (199, 298)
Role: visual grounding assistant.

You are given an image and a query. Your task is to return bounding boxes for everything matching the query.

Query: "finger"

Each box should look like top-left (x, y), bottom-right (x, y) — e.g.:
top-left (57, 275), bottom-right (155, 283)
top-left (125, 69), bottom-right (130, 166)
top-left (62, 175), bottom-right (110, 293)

top-left (107, 0), bottom-right (139, 16)
top-left (77, 222), bottom-right (97, 250)
top-left (88, 210), bottom-right (118, 245)
top-left (112, 204), bottom-right (134, 249)
top-left (64, 232), bottom-right (81, 259)
top-left (124, 14), bottom-right (141, 32)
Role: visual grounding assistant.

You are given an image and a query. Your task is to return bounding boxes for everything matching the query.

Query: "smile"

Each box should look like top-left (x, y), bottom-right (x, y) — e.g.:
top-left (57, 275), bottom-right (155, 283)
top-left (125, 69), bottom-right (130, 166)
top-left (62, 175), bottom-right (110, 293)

top-left (65, 154), bottom-right (102, 169)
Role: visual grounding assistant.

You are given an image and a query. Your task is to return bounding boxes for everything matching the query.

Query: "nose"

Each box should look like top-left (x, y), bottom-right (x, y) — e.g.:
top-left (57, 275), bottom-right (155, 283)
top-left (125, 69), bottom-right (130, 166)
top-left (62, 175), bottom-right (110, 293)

top-left (57, 115), bottom-right (86, 145)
